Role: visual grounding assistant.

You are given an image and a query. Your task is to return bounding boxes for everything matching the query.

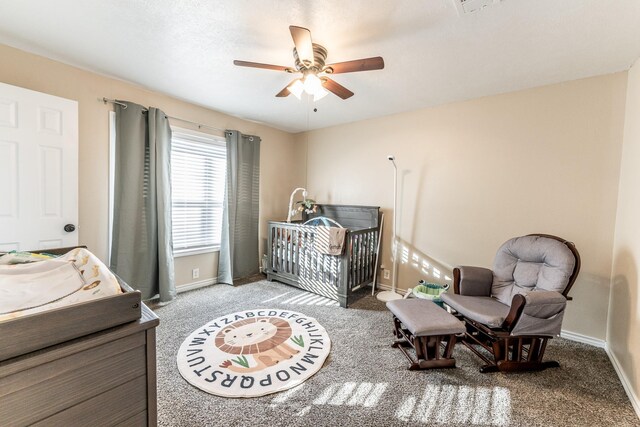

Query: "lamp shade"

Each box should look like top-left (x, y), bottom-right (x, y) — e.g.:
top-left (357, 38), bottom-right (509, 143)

top-left (313, 87), bottom-right (328, 101)
top-left (289, 79), bottom-right (304, 99)
top-left (303, 74), bottom-right (322, 95)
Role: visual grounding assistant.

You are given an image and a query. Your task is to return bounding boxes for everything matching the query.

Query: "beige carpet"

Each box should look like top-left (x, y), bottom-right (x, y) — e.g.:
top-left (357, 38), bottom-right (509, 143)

top-left (153, 279), bottom-right (639, 426)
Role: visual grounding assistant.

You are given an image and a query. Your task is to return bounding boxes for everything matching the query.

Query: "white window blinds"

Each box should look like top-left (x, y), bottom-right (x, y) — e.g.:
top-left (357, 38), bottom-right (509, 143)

top-left (171, 131), bottom-right (227, 255)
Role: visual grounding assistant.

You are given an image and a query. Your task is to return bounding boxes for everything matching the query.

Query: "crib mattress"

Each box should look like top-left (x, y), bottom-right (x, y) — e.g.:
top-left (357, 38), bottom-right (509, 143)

top-left (0, 247), bottom-right (141, 362)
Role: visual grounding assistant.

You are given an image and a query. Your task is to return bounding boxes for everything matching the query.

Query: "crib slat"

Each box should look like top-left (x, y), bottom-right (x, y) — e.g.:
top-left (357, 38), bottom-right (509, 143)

top-left (355, 234), bottom-right (361, 287)
top-left (303, 230), bottom-right (309, 279)
top-left (283, 227), bottom-right (287, 272)
top-left (323, 253), bottom-right (328, 285)
top-left (269, 226), bottom-right (275, 272)
top-left (288, 229), bottom-right (293, 274)
top-left (284, 228), bottom-right (289, 273)
top-left (294, 230), bottom-right (300, 276)
top-left (283, 228), bottom-right (287, 273)
top-left (279, 227), bottom-right (283, 271)
top-left (292, 229), bottom-right (296, 275)
top-left (348, 235), bottom-right (353, 287)
top-left (360, 234), bottom-right (365, 285)
top-left (294, 230), bottom-right (298, 275)
top-left (276, 226), bottom-right (280, 272)
top-left (357, 233), bottom-right (363, 287)
top-left (288, 228), bottom-right (292, 274)
top-left (273, 227), bottom-right (277, 271)
top-left (285, 227), bottom-right (289, 273)
top-left (361, 233), bottom-right (368, 285)
top-left (298, 229), bottom-right (302, 277)
top-left (364, 232), bottom-right (370, 282)
top-left (284, 228), bottom-right (291, 274)
top-left (314, 232), bottom-right (319, 283)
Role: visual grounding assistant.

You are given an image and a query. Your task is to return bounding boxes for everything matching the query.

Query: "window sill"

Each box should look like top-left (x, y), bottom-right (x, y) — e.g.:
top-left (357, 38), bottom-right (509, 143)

top-left (173, 247), bottom-right (220, 258)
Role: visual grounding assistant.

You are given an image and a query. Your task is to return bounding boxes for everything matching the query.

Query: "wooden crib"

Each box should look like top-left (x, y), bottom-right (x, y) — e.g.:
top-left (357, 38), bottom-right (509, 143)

top-left (267, 205), bottom-right (380, 307)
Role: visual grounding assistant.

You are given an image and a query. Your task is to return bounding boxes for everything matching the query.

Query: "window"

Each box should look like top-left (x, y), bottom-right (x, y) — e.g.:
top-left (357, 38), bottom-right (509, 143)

top-left (171, 129), bottom-right (226, 256)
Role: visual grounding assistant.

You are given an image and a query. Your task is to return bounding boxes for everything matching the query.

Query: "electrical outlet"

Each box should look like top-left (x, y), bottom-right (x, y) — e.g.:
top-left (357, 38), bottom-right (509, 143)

top-left (383, 269), bottom-right (390, 280)
top-left (192, 268), bottom-right (200, 279)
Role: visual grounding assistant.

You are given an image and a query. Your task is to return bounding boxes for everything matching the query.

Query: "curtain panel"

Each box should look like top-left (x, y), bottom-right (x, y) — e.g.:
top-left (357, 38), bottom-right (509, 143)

top-left (218, 130), bottom-right (261, 284)
top-left (110, 101), bottom-right (176, 302)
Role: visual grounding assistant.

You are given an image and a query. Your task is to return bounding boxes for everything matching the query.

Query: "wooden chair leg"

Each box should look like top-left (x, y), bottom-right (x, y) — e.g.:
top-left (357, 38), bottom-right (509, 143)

top-left (444, 335), bottom-right (457, 359)
top-left (390, 328), bottom-right (459, 370)
top-left (528, 338), bottom-right (540, 362)
top-left (414, 336), bottom-right (425, 361)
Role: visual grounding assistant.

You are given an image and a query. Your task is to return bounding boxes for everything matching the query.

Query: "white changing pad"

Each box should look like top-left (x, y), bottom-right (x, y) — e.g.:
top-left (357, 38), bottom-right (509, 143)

top-left (0, 260), bottom-right (85, 314)
top-left (0, 248), bottom-right (122, 321)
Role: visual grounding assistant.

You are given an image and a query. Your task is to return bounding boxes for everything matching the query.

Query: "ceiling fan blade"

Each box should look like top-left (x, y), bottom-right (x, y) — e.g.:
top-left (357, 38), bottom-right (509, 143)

top-left (289, 25), bottom-right (314, 66)
top-left (322, 77), bottom-right (354, 100)
top-left (275, 85), bottom-right (291, 97)
top-left (326, 57), bottom-right (385, 74)
top-left (233, 60), bottom-right (293, 72)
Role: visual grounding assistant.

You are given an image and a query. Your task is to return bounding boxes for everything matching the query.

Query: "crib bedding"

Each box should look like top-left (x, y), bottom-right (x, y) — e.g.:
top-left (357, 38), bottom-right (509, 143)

top-left (0, 248), bottom-right (121, 322)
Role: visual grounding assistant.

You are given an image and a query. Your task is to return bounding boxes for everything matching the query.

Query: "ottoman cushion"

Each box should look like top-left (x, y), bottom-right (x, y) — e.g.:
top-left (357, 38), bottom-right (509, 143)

top-left (387, 299), bottom-right (465, 336)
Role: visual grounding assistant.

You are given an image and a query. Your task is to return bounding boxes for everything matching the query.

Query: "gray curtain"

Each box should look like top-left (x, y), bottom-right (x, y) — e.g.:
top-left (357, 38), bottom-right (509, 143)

top-left (217, 130), bottom-right (261, 284)
top-left (110, 101), bottom-right (176, 303)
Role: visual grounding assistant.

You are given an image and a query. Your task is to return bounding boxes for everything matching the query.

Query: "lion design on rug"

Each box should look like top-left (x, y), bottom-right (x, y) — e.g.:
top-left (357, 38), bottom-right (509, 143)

top-left (215, 317), bottom-right (300, 373)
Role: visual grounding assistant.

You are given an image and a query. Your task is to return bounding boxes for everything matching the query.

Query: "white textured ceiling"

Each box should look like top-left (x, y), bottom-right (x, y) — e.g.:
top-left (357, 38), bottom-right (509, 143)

top-left (0, 0), bottom-right (639, 133)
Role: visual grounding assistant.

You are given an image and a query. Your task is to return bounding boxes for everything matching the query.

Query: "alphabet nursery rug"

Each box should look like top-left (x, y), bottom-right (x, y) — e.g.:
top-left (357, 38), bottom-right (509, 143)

top-left (177, 309), bottom-right (331, 398)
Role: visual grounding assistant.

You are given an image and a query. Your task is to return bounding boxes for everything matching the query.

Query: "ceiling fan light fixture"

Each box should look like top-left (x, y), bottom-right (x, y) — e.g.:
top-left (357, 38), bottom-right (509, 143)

top-left (303, 73), bottom-right (322, 95)
top-left (288, 79), bottom-right (304, 99)
top-left (313, 86), bottom-right (328, 102)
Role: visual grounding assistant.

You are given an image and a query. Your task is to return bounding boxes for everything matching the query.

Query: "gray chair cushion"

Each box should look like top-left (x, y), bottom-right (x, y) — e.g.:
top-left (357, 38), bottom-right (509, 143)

top-left (457, 266), bottom-right (493, 296)
top-left (440, 292), bottom-right (510, 328)
top-left (491, 235), bottom-right (576, 305)
top-left (386, 299), bottom-right (465, 336)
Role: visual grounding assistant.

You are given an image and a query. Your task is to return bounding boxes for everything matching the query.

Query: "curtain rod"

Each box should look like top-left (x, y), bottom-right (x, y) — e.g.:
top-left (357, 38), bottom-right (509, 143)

top-left (101, 97), bottom-right (227, 134)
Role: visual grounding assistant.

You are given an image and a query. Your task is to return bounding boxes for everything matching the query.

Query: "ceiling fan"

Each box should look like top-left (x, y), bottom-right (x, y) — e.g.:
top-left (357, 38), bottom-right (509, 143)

top-left (233, 26), bottom-right (384, 101)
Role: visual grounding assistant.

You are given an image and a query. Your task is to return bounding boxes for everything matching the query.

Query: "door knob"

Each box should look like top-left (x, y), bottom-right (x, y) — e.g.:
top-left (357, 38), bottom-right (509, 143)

top-left (64, 224), bottom-right (76, 233)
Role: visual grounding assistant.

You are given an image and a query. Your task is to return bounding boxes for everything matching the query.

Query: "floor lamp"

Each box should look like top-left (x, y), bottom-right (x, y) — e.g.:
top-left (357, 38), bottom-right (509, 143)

top-left (377, 155), bottom-right (403, 302)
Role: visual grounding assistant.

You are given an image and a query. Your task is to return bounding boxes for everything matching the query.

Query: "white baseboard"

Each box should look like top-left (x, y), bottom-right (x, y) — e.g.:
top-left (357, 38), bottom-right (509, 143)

top-left (176, 278), bottom-right (215, 293)
top-left (560, 330), bottom-right (606, 348)
top-left (606, 345), bottom-right (640, 419)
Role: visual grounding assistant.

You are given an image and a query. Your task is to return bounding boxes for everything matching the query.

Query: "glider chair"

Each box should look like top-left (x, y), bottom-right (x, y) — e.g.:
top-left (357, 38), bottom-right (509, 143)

top-left (440, 234), bottom-right (580, 373)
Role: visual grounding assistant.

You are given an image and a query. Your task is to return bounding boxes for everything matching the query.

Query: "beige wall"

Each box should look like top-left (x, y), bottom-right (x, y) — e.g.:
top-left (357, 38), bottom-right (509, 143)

top-left (299, 73), bottom-right (627, 340)
top-left (0, 44), bottom-right (305, 286)
top-left (609, 58), bottom-right (640, 410)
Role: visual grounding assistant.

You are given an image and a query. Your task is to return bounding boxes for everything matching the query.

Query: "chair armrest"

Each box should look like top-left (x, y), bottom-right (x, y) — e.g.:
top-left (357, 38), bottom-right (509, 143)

top-left (520, 290), bottom-right (567, 318)
top-left (453, 266), bottom-right (493, 296)
top-left (502, 294), bottom-right (527, 331)
top-left (502, 290), bottom-right (567, 332)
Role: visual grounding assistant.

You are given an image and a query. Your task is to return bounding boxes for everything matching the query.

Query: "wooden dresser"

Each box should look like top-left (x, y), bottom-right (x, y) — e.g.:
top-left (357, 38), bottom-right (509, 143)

top-left (0, 304), bottom-right (159, 426)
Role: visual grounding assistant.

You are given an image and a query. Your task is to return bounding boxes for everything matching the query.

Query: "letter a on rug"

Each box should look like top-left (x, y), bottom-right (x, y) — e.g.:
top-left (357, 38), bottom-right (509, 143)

top-left (176, 309), bottom-right (331, 398)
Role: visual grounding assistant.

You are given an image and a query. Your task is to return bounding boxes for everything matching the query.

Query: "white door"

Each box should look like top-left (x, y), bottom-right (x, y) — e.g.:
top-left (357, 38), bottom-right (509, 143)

top-left (0, 82), bottom-right (78, 252)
